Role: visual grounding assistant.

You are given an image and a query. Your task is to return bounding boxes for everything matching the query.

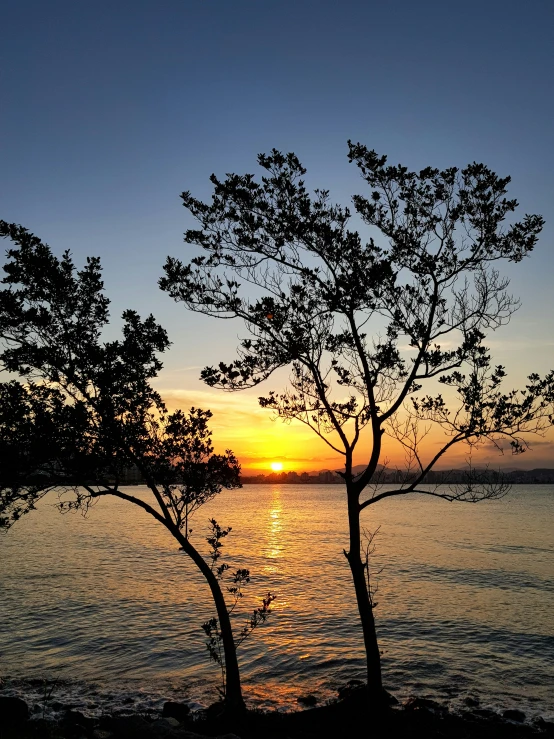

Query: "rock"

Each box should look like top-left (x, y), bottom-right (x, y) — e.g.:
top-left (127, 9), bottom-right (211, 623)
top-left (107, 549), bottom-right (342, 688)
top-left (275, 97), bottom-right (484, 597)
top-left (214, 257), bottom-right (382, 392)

top-left (150, 717), bottom-right (179, 736)
top-left (150, 717), bottom-right (206, 738)
top-left (403, 696), bottom-right (443, 712)
top-left (92, 731), bottom-right (113, 739)
top-left (62, 709), bottom-right (95, 730)
top-left (336, 682), bottom-right (397, 708)
top-left (533, 717), bottom-right (554, 732)
top-left (107, 715), bottom-right (154, 738)
top-left (162, 701), bottom-right (190, 722)
top-left (464, 696), bottom-right (480, 707)
top-left (297, 694), bottom-right (318, 707)
top-left (150, 716), bottom-right (210, 739)
top-left (473, 708), bottom-right (497, 720)
top-left (28, 717), bottom-right (58, 736)
top-left (153, 716), bottom-right (180, 728)
top-left (0, 695), bottom-right (30, 725)
top-left (215, 734), bottom-right (242, 739)
top-left (204, 700), bottom-right (227, 720)
top-left (502, 708), bottom-right (526, 722)
top-left (337, 679), bottom-right (365, 701)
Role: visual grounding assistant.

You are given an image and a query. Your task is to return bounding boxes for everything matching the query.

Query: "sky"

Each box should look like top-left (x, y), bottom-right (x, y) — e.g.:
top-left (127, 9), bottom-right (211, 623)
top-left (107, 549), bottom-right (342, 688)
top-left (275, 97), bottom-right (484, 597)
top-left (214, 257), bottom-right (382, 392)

top-left (2, 0), bottom-right (553, 472)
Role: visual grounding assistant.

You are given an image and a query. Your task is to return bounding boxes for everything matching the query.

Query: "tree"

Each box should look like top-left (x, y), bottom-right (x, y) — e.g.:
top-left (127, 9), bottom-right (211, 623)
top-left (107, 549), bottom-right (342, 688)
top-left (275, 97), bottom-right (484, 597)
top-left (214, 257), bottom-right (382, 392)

top-left (0, 221), bottom-right (266, 712)
top-left (160, 145), bottom-right (554, 703)
top-left (0, 381), bottom-right (76, 529)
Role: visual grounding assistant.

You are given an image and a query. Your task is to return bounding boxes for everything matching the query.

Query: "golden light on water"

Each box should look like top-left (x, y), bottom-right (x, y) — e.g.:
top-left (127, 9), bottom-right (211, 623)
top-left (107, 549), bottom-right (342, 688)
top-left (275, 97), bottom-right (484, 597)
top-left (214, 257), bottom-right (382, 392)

top-left (270, 461), bottom-right (283, 472)
top-left (264, 487), bottom-right (284, 572)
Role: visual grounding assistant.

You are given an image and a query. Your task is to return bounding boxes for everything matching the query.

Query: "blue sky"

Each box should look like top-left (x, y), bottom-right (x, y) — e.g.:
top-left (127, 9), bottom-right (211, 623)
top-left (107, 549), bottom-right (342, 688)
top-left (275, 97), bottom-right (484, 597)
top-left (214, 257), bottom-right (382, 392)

top-left (2, 0), bottom-right (553, 467)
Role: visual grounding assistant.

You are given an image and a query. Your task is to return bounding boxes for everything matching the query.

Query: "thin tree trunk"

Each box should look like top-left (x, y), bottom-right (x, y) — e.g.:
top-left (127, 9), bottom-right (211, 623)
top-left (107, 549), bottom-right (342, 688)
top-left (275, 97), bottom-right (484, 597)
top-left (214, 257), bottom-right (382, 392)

top-left (177, 534), bottom-right (245, 712)
top-left (92, 488), bottom-right (245, 712)
top-left (346, 491), bottom-right (383, 700)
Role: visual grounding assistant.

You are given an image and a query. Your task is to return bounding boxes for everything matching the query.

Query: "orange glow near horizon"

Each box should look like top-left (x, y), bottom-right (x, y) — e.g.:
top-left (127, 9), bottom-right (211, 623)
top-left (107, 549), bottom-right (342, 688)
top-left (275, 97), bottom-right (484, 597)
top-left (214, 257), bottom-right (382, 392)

top-left (158, 386), bottom-right (554, 474)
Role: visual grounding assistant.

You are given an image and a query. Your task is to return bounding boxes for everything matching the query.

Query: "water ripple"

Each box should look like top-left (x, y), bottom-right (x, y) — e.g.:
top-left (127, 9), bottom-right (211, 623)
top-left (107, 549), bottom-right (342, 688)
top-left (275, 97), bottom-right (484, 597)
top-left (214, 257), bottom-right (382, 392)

top-left (1, 484), bottom-right (553, 719)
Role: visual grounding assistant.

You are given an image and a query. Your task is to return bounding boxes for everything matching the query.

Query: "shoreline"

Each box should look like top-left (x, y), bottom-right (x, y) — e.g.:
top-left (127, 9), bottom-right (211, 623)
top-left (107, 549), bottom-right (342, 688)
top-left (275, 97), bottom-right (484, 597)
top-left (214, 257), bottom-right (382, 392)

top-left (2, 682), bottom-right (554, 739)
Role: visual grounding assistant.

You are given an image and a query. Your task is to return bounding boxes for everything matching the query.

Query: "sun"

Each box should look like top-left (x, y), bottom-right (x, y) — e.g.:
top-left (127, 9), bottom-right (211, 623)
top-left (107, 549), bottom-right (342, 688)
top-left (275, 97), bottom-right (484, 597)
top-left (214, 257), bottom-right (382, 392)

top-left (270, 461), bottom-right (283, 472)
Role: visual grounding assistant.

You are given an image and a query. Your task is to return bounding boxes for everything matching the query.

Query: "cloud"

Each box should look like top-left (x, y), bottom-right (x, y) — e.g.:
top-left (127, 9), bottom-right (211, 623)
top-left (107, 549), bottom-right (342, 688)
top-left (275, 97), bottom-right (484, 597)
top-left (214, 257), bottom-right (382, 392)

top-left (520, 439), bottom-right (554, 448)
top-left (158, 387), bottom-right (267, 417)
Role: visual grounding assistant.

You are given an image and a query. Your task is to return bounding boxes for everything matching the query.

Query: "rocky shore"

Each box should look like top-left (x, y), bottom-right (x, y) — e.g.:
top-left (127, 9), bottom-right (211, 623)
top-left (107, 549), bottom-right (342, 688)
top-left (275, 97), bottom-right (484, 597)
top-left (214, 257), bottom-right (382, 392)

top-left (2, 684), bottom-right (554, 739)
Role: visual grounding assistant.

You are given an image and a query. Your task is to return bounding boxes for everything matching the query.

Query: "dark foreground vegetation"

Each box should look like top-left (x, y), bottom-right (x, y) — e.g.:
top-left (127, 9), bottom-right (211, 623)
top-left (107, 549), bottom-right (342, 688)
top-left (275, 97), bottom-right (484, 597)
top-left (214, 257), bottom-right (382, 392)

top-left (2, 685), bottom-right (554, 739)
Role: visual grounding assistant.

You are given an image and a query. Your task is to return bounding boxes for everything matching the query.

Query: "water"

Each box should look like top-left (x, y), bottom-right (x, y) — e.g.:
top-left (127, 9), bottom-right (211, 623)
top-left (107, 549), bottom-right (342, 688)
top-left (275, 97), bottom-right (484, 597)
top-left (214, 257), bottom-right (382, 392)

top-left (1, 484), bottom-right (553, 720)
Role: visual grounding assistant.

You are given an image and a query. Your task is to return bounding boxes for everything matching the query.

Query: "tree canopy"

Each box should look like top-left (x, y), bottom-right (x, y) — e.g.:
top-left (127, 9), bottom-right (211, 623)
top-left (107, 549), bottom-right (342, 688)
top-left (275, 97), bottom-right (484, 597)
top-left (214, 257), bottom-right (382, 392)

top-left (161, 144), bottom-right (554, 698)
top-left (0, 221), bottom-right (247, 709)
top-left (161, 145), bottom-right (553, 495)
top-left (0, 221), bottom-right (240, 517)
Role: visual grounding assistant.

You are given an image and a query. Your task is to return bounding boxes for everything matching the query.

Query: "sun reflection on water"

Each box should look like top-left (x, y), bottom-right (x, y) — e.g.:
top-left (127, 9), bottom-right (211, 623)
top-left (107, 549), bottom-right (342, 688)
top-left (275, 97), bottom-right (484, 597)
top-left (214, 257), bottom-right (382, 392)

top-left (264, 486), bottom-right (284, 572)
top-left (2, 485), bottom-right (554, 715)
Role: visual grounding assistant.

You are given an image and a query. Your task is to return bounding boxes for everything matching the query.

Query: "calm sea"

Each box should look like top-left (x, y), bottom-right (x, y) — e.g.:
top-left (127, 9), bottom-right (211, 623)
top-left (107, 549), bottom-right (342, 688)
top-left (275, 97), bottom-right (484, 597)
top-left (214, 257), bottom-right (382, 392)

top-left (1, 484), bottom-right (553, 720)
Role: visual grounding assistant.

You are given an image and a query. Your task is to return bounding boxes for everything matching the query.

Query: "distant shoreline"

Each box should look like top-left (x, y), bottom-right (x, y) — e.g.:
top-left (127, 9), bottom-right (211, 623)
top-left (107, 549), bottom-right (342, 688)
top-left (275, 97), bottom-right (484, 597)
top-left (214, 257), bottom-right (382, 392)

top-left (241, 469), bottom-right (554, 484)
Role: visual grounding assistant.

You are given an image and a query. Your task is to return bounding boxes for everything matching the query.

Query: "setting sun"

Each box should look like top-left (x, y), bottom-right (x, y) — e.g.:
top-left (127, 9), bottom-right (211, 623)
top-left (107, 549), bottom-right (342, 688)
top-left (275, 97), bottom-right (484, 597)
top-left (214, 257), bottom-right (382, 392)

top-left (270, 461), bottom-right (283, 472)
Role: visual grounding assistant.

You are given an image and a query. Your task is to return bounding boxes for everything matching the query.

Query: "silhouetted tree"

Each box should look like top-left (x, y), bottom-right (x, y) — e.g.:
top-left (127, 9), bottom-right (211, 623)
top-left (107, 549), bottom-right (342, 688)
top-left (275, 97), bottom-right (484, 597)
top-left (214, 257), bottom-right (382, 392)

top-left (161, 145), bottom-right (554, 703)
top-left (0, 222), bottom-right (255, 712)
top-left (0, 381), bottom-right (75, 528)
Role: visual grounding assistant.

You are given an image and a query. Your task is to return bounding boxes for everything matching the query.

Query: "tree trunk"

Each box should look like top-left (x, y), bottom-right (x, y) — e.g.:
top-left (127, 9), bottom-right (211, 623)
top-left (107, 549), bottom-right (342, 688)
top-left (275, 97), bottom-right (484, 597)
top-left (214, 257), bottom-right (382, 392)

top-left (346, 491), bottom-right (383, 700)
top-left (178, 534), bottom-right (245, 712)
